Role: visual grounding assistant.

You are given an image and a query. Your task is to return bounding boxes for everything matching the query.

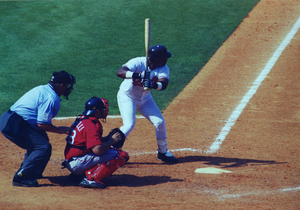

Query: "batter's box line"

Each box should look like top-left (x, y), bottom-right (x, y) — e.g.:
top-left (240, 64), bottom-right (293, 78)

top-left (54, 115), bottom-right (145, 120)
top-left (129, 148), bottom-right (203, 156)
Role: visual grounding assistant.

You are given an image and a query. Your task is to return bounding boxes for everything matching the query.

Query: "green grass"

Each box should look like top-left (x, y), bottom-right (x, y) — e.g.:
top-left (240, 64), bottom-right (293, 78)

top-left (0, 0), bottom-right (260, 116)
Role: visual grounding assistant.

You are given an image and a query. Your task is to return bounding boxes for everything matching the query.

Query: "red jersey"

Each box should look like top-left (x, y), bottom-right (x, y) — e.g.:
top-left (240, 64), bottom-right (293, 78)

top-left (64, 116), bottom-right (103, 160)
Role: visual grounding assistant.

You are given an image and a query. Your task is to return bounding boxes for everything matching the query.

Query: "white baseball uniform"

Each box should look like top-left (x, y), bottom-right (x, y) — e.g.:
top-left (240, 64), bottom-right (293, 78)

top-left (117, 56), bottom-right (169, 153)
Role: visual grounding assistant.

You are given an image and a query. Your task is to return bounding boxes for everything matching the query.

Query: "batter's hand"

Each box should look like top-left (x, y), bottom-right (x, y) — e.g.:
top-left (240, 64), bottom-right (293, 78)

top-left (139, 71), bottom-right (145, 79)
top-left (148, 80), bottom-right (158, 89)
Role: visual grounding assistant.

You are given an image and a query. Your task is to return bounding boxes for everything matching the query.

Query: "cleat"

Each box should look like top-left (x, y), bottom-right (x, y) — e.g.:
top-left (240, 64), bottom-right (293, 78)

top-left (79, 178), bottom-right (106, 189)
top-left (12, 172), bottom-right (39, 187)
top-left (157, 151), bottom-right (178, 163)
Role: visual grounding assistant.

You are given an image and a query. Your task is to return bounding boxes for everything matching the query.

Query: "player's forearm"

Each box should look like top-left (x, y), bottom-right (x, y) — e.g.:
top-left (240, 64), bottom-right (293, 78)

top-left (117, 66), bottom-right (144, 79)
top-left (117, 67), bottom-right (130, 78)
top-left (38, 123), bottom-right (71, 134)
top-left (92, 139), bottom-right (116, 155)
top-left (153, 79), bottom-right (169, 91)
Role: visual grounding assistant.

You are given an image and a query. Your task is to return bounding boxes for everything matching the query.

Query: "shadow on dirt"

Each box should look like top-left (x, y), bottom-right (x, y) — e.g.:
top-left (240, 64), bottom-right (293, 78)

top-left (176, 155), bottom-right (286, 168)
top-left (42, 156), bottom-right (284, 187)
top-left (105, 174), bottom-right (183, 187)
top-left (128, 156), bottom-right (286, 168)
top-left (44, 174), bottom-right (183, 187)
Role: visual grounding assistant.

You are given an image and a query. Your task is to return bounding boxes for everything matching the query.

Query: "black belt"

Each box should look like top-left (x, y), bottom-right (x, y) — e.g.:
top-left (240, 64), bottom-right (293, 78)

top-left (61, 158), bottom-right (75, 169)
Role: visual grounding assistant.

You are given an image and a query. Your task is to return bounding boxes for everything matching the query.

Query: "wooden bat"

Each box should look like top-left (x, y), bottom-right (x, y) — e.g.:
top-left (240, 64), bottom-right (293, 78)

top-left (143, 18), bottom-right (151, 90)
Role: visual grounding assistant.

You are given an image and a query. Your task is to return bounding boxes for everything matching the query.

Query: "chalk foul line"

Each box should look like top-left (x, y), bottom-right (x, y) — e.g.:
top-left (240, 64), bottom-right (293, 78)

top-left (206, 17), bottom-right (300, 154)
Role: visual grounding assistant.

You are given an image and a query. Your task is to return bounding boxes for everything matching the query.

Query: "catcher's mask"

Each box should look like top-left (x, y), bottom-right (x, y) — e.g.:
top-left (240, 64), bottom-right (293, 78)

top-left (49, 70), bottom-right (76, 100)
top-left (148, 45), bottom-right (171, 62)
top-left (63, 74), bottom-right (76, 100)
top-left (82, 97), bottom-right (109, 121)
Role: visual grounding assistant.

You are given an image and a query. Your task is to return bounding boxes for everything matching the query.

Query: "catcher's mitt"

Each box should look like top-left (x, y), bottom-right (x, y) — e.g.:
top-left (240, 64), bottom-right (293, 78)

top-left (109, 128), bottom-right (126, 148)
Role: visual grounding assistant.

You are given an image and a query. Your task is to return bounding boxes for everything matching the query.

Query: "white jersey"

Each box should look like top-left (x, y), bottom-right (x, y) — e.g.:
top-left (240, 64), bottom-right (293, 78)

top-left (118, 57), bottom-right (170, 101)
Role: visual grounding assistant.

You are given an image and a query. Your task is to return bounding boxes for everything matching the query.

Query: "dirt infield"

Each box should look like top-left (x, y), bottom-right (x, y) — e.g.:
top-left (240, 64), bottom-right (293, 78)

top-left (1, 0), bottom-right (299, 209)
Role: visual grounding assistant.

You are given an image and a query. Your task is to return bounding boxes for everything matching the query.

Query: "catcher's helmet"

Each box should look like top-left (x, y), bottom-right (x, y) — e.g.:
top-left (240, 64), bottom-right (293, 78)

top-left (82, 97), bottom-right (109, 119)
top-left (148, 45), bottom-right (171, 62)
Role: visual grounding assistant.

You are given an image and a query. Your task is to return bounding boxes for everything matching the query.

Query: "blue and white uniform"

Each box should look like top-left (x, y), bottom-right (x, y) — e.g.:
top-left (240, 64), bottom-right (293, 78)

top-left (117, 57), bottom-right (170, 154)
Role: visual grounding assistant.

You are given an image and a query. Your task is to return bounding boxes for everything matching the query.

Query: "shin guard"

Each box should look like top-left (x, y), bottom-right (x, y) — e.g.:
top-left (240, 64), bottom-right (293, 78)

top-left (85, 150), bottom-right (129, 182)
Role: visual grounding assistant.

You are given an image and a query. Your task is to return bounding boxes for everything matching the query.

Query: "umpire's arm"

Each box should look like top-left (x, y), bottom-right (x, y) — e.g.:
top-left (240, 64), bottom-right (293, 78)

top-left (38, 123), bottom-right (71, 134)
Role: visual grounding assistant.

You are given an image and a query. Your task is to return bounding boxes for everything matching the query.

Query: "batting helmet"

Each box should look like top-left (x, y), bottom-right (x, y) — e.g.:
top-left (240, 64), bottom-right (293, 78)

top-left (148, 45), bottom-right (171, 62)
top-left (82, 97), bottom-right (109, 119)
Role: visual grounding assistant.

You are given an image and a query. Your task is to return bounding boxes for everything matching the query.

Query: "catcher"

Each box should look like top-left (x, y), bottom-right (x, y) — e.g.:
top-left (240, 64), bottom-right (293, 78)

top-left (63, 96), bottom-right (128, 189)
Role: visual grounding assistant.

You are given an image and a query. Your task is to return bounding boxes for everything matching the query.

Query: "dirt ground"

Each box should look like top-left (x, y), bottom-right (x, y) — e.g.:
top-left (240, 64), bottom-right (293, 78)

top-left (1, 0), bottom-right (299, 209)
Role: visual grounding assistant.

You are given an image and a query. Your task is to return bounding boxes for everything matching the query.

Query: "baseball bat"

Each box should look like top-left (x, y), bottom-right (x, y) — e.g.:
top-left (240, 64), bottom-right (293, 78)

top-left (143, 18), bottom-right (151, 90)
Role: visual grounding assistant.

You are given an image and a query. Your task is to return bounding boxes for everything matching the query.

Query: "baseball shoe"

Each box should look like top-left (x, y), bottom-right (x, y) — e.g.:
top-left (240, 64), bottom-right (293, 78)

top-left (79, 178), bottom-right (106, 189)
top-left (12, 170), bottom-right (39, 187)
top-left (157, 151), bottom-right (178, 163)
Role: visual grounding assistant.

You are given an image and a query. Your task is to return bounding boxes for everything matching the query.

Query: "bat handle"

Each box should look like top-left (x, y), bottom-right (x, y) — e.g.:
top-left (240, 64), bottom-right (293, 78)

top-left (143, 70), bottom-right (151, 90)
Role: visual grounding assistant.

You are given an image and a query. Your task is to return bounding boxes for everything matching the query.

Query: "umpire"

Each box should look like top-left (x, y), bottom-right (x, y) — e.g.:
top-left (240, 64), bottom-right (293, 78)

top-left (0, 70), bottom-right (76, 187)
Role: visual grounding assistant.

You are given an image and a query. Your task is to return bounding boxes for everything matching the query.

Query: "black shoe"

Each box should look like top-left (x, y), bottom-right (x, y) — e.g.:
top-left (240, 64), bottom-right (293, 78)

top-left (16, 168), bottom-right (43, 179)
top-left (157, 151), bottom-right (178, 163)
top-left (12, 170), bottom-right (39, 187)
top-left (79, 178), bottom-right (106, 189)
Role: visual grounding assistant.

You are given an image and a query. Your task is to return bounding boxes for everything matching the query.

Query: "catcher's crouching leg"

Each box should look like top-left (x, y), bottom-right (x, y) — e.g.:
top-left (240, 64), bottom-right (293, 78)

top-left (85, 150), bottom-right (129, 183)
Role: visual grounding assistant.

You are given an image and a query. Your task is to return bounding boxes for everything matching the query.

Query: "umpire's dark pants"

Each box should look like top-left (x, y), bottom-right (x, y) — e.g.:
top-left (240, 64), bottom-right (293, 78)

top-left (0, 110), bottom-right (52, 176)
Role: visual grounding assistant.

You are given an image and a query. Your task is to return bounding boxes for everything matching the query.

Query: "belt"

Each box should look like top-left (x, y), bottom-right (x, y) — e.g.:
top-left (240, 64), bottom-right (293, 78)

top-left (61, 157), bottom-right (75, 169)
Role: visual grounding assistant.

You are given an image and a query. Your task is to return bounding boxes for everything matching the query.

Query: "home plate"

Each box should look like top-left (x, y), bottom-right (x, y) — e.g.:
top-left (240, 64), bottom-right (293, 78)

top-left (195, 167), bottom-right (232, 174)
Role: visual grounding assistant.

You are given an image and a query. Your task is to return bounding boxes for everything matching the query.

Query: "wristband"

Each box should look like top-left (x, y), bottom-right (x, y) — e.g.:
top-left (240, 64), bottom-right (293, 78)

top-left (125, 71), bottom-right (133, 78)
top-left (156, 82), bottom-right (162, 90)
top-left (125, 71), bottom-right (134, 78)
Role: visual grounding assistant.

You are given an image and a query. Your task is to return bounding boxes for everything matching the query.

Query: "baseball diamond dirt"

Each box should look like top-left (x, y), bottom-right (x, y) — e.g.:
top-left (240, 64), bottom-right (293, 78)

top-left (0, 0), bottom-right (299, 209)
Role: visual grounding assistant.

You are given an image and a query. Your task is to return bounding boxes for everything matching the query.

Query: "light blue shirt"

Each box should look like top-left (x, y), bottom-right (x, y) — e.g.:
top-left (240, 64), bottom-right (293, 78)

top-left (10, 84), bottom-right (61, 128)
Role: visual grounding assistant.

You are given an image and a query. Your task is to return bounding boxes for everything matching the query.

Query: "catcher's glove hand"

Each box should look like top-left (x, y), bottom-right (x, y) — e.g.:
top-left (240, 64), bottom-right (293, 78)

top-left (109, 128), bottom-right (126, 148)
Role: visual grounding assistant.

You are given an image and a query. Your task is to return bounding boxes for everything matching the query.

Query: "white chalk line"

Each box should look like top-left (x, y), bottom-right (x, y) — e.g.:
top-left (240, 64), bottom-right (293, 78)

top-left (206, 17), bottom-right (300, 154)
top-left (128, 148), bottom-right (202, 156)
top-left (177, 186), bottom-right (300, 201)
top-left (215, 186), bottom-right (300, 200)
top-left (54, 115), bottom-right (145, 120)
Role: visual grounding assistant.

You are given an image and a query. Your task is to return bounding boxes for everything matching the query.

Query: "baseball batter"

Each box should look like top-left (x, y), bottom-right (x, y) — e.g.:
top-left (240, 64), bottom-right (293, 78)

top-left (117, 45), bottom-right (177, 163)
